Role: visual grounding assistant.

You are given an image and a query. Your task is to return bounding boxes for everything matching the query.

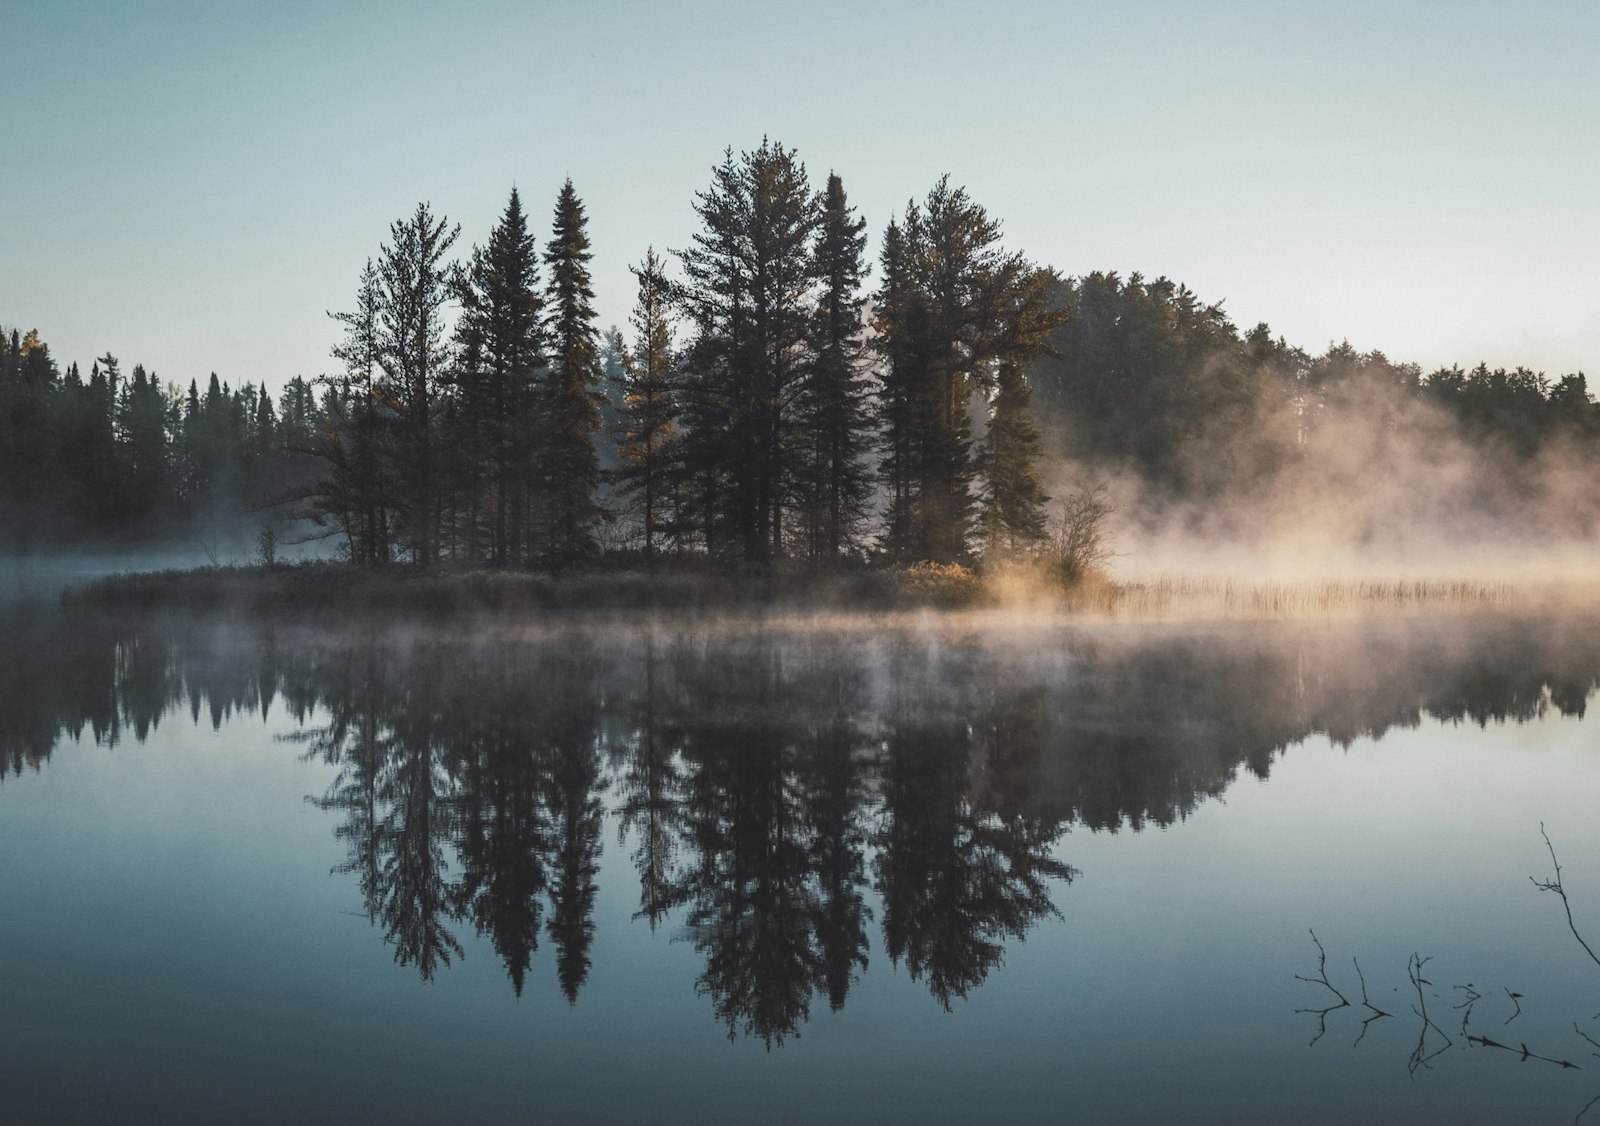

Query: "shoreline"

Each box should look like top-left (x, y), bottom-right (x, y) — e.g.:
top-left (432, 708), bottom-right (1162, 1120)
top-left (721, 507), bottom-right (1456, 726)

top-left (46, 561), bottom-right (1570, 625)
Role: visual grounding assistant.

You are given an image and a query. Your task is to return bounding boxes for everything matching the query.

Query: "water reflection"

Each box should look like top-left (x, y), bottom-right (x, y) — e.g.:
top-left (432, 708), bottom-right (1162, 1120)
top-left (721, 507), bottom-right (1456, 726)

top-left (3, 609), bottom-right (1597, 1046)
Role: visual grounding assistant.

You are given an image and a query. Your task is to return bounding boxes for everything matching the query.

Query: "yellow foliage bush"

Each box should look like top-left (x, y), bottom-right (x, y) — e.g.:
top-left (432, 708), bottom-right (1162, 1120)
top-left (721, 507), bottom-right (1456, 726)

top-left (897, 561), bottom-right (983, 606)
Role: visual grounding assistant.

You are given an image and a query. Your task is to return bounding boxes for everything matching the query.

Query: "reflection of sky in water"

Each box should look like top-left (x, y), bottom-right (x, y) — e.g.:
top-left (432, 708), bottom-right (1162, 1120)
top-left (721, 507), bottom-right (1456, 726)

top-left (2, 615), bottom-right (1599, 1124)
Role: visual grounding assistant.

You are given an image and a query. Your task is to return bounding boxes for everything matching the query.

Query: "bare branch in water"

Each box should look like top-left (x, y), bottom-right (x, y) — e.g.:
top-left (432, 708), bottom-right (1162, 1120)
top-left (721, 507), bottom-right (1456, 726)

top-left (1465, 1034), bottom-right (1580, 1070)
top-left (1352, 957), bottom-right (1391, 1045)
top-left (1456, 984), bottom-right (1483, 1036)
top-left (1532, 822), bottom-right (1600, 971)
top-left (1295, 929), bottom-right (1350, 1046)
top-left (1408, 953), bottom-right (1454, 1077)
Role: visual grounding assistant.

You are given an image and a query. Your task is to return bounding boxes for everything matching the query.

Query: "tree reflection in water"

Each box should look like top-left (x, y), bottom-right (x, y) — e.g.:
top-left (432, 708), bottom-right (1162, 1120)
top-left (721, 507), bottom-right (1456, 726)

top-left (4, 610), bottom-right (1598, 1044)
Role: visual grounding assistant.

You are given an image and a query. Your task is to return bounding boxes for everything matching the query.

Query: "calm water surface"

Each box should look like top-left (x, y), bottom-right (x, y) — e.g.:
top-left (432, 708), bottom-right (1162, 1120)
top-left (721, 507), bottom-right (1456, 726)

top-left (3, 609), bottom-right (1599, 1124)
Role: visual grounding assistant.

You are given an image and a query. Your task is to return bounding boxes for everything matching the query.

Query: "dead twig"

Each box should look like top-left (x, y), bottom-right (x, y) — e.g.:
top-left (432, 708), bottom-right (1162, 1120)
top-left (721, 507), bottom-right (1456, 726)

top-left (1456, 984), bottom-right (1483, 1036)
top-left (1352, 956), bottom-right (1391, 1045)
top-left (1295, 929), bottom-right (1350, 1046)
top-left (1465, 1034), bottom-right (1581, 1070)
top-left (1574, 1023), bottom-right (1600, 1058)
top-left (1408, 953), bottom-right (1454, 1077)
top-left (1532, 822), bottom-right (1600, 971)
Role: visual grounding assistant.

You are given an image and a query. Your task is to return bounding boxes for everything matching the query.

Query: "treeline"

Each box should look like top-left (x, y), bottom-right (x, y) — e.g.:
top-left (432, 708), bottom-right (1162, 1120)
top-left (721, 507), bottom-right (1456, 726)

top-left (1032, 272), bottom-right (1600, 532)
top-left (7, 138), bottom-right (1598, 563)
top-left (0, 327), bottom-right (321, 550)
top-left (307, 145), bottom-right (1061, 570)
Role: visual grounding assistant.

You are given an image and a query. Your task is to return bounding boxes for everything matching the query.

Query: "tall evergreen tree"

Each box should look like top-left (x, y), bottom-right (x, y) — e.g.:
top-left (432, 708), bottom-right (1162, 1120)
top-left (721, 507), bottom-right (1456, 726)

top-left (118, 363), bottom-right (169, 525)
top-left (377, 203), bottom-right (460, 566)
top-left (615, 248), bottom-right (679, 563)
top-left (677, 140), bottom-right (821, 566)
top-left (540, 180), bottom-right (606, 566)
top-left (455, 187), bottom-right (545, 567)
top-left (798, 172), bottom-right (871, 562)
top-left (872, 178), bottom-right (1063, 563)
top-left (325, 259), bottom-right (391, 564)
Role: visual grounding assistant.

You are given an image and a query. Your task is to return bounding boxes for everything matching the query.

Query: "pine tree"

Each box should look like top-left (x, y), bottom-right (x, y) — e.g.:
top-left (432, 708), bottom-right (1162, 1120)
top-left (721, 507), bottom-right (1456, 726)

top-left (377, 203), bottom-right (460, 566)
top-left (615, 248), bottom-right (679, 563)
top-left (326, 259), bottom-right (391, 564)
top-left (677, 140), bottom-right (821, 566)
top-left (539, 180), bottom-right (606, 566)
top-left (872, 219), bottom-right (924, 561)
top-left (873, 178), bottom-right (1063, 563)
top-left (455, 187), bottom-right (545, 566)
top-left (798, 172), bottom-right (871, 562)
top-left (118, 363), bottom-right (169, 525)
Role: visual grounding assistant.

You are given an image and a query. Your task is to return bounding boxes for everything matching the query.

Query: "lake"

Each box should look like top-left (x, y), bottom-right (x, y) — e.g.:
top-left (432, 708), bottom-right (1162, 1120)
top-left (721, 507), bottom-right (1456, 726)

top-left (3, 607), bottom-right (1599, 1124)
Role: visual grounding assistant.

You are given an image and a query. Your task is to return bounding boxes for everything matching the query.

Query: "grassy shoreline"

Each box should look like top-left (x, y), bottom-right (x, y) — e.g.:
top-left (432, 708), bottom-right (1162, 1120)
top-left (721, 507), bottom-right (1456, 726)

top-left (59, 561), bottom-right (993, 616)
top-left (54, 560), bottom-right (1552, 623)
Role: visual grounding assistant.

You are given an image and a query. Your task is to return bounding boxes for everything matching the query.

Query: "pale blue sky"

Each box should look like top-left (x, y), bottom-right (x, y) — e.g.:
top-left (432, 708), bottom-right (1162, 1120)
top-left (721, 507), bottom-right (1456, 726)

top-left (4, 0), bottom-right (1598, 392)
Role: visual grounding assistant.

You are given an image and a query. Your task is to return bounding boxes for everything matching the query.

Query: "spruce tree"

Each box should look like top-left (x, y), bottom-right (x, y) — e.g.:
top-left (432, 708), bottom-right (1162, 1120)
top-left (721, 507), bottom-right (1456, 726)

top-left (540, 180), bottom-right (605, 566)
top-left (455, 187), bottom-right (545, 567)
top-left (799, 172), bottom-right (871, 561)
top-left (118, 362), bottom-right (169, 525)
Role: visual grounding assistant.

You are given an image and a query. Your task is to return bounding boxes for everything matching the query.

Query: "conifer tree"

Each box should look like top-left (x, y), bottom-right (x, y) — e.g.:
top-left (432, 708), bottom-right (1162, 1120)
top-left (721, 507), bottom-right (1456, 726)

top-left (979, 362), bottom-right (1050, 554)
top-left (872, 178), bottom-right (1063, 563)
top-left (596, 328), bottom-right (628, 476)
top-left (377, 203), bottom-right (460, 566)
top-left (540, 180), bottom-right (606, 565)
top-left (118, 362), bottom-right (169, 524)
top-left (798, 172), bottom-right (871, 561)
top-left (455, 187), bottom-right (545, 566)
top-left (677, 140), bottom-right (820, 565)
top-left (615, 248), bottom-right (679, 563)
top-left (873, 220), bottom-right (924, 561)
top-left (326, 259), bottom-right (391, 564)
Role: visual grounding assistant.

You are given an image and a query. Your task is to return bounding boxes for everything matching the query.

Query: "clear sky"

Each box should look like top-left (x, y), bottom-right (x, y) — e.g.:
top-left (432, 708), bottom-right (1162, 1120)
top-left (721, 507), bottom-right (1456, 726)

top-left (4, 0), bottom-right (1598, 392)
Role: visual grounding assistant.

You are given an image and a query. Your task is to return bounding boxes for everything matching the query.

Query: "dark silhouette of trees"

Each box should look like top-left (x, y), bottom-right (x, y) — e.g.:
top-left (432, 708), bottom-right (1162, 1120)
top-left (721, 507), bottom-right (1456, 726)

top-left (453, 187), bottom-right (546, 568)
top-left (614, 248), bottom-right (679, 563)
top-left (796, 172), bottom-right (873, 562)
top-left (539, 180), bottom-right (606, 566)
top-left (322, 260), bottom-right (392, 564)
top-left (376, 204), bottom-right (460, 566)
top-left (8, 137), bottom-right (1599, 563)
top-left (676, 140), bottom-right (822, 566)
top-left (872, 178), bottom-right (1065, 564)
top-left (979, 361), bottom-right (1050, 553)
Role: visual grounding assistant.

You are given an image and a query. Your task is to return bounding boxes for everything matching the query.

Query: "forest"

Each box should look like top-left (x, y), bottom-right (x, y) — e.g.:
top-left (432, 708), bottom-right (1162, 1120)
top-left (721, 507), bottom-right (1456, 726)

top-left (3, 139), bottom-right (1597, 571)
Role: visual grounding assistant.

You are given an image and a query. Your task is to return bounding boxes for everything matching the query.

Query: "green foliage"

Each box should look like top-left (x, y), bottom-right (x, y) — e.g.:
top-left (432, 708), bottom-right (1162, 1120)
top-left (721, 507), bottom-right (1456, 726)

top-left (540, 180), bottom-right (607, 566)
top-left (614, 248), bottom-right (679, 562)
top-left (796, 172), bottom-right (873, 561)
top-left (677, 140), bottom-right (822, 566)
top-left (873, 178), bottom-right (1065, 565)
top-left (453, 187), bottom-right (546, 567)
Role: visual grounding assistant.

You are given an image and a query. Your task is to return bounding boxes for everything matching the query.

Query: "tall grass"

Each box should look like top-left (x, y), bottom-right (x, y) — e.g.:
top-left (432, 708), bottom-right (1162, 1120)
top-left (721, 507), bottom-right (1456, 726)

top-left (1063, 573), bottom-right (1518, 620)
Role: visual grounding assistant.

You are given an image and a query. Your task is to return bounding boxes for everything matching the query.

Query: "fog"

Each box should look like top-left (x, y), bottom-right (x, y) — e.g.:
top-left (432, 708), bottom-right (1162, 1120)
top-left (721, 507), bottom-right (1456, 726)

top-left (1040, 368), bottom-right (1600, 584)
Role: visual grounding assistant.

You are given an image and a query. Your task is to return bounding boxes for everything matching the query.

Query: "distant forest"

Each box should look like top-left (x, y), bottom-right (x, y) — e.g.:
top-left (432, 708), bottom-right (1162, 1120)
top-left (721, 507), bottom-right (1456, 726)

top-left (3, 139), bottom-right (1597, 565)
